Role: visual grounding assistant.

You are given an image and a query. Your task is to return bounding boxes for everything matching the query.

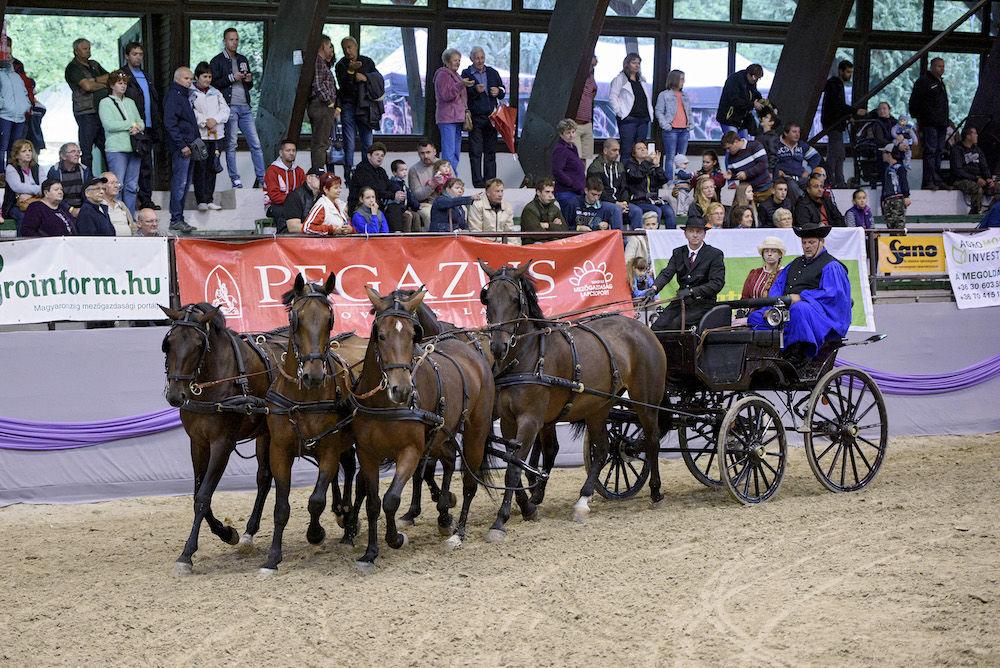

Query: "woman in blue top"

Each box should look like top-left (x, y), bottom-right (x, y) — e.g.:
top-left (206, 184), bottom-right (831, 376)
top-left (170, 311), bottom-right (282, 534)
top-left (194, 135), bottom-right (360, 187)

top-left (351, 186), bottom-right (390, 234)
top-left (429, 177), bottom-right (478, 232)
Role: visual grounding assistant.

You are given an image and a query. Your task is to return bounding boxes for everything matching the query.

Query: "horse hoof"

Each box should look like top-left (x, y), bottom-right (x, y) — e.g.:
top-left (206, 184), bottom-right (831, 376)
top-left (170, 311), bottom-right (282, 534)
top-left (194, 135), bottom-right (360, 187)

top-left (398, 517), bottom-right (415, 528)
top-left (337, 538), bottom-right (354, 549)
top-left (447, 492), bottom-right (458, 509)
top-left (572, 507), bottom-right (590, 524)
top-left (257, 567), bottom-right (278, 579)
top-left (438, 523), bottom-right (454, 537)
top-left (444, 534), bottom-right (462, 551)
top-left (306, 526), bottom-right (326, 545)
top-left (334, 514), bottom-right (346, 529)
top-left (237, 533), bottom-right (255, 554)
top-left (172, 561), bottom-right (193, 577)
top-left (355, 561), bottom-right (376, 576)
top-left (650, 497), bottom-right (666, 509)
top-left (485, 529), bottom-right (507, 544)
top-left (522, 506), bottom-right (539, 522)
top-left (398, 532), bottom-right (409, 549)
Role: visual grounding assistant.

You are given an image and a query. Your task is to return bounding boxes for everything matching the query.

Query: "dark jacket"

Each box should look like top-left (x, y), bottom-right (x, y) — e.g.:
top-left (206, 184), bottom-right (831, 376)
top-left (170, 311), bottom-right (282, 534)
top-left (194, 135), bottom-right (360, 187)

top-left (587, 155), bottom-right (627, 203)
top-left (881, 163), bottom-right (910, 200)
top-left (124, 66), bottom-right (161, 140)
top-left (908, 72), bottom-right (949, 128)
top-left (429, 194), bottom-right (473, 232)
top-left (980, 200), bottom-right (1000, 228)
top-left (163, 82), bottom-right (200, 152)
top-left (651, 243), bottom-right (726, 305)
top-left (950, 143), bottom-right (991, 182)
top-left (210, 51), bottom-right (253, 106)
top-left (461, 64), bottom-right (506, 116)
top-left (20, 200), bottom-right (77, 237)
top-left (716, 69), bottom-right (762, 131)
top-left (551, 138), bottom-right (586, 195)
top-left (821, 75), bottom-right (852, 131)
top-left (349, 158), bottom-right (393, 211)
top-left (519, 197), bottom-right (568, 244)
top-left (357, 69), bottom-right (386, 128)
top-left (76, 200), bottom-right (116, 236)
top-left (624, 157), bottom-right (667, 203)
top-left (388, 175), bottom-right (419, 210)
top-left (794, 194), bottom-right (845, 228)
top-left (334, 55), bottom-right (377, 107)
top-left (758, 196), bottom-right (792, 228)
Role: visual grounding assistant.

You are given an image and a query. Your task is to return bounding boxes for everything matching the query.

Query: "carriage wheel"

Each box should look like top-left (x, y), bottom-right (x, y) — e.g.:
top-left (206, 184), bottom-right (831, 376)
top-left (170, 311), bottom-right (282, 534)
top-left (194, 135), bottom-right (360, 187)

top-left (717, 396), bottom-right (787, 505)
top-left (678, 422), bottom-right (723, 488)
top-left (583, 410), bottom-right (651, 500)
top-left (804, 367), bottom-right (888, 493)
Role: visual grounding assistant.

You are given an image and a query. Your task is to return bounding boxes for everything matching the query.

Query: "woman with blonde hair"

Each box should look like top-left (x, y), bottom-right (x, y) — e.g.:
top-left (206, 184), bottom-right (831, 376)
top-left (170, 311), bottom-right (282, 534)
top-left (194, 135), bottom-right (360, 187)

top-left (703, 201), bottom-right (726, 229)
top-left (687, 174), bottom-right (721, 220)
top-left (772, 207), bottom-right (793, 228)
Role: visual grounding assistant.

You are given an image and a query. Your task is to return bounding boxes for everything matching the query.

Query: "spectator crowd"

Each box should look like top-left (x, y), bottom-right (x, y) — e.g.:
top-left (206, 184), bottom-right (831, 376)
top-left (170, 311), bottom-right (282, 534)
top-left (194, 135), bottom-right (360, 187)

top-left (8, 30), bottom-right (999, 240)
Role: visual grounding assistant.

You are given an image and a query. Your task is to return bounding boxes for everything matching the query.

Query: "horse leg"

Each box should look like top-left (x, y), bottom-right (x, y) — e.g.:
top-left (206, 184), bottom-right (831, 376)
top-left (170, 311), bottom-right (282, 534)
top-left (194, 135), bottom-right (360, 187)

top-left (259, 444), bottom-right (294, 576)
top-left (636, 404), bottom-right (664, 504)
top-left (574, 415), bottom-right (611, 523)
top-left (331, 447), bottom-right (356, 525)
top-left (383, 446), bottom-right (421, 551)
top-left (174, 437), bottom-right (236, 575)
top-left (307, 444), bottom-right (339, 545)
top-left (356, 453), bottom-right (382, 570)
top-left (341, 466), bottom-right (366, 546)
top-left (524, 437), bottom-right (543, 490)
top-left (448, 407), bottom-right (490, 550)
top-left (435, 449), bottom-right (457, 536)
top-left (241, 433), bottom-right (273, 550)
top-left (399, 455), bottom-right (428, 526)
top-left (530, 425), bottom-right (561, 506)
top-left (488, 417), bottom-right (539, 541)
top-left (423, 455), bottom-right (444, 504)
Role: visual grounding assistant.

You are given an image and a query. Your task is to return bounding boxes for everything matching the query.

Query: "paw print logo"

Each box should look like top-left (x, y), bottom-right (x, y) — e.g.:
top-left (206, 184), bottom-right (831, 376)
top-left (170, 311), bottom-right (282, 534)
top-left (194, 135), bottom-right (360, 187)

top-left (568, 260), bottom-right (613, 287)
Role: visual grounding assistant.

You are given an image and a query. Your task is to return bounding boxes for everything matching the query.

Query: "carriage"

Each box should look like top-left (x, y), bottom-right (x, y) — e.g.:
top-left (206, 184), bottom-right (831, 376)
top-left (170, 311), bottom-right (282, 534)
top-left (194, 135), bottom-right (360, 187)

top-left (584, 297), bottom-right (889, 505)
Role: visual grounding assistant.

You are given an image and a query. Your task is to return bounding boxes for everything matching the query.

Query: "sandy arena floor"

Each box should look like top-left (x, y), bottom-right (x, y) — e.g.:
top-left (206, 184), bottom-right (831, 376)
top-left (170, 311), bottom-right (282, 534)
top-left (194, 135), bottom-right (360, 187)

top-left (1, 433), bottom-right (998, 666)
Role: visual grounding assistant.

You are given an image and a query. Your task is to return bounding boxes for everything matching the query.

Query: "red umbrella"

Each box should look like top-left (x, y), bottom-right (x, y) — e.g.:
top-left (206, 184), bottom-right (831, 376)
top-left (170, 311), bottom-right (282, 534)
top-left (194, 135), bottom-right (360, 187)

top-left (490, 104), bottom-right (518, 154)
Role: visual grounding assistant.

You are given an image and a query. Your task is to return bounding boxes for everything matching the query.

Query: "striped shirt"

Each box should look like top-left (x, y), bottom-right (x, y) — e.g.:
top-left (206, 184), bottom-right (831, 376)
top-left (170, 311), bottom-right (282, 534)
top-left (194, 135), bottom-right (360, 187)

top-left (723, 139), bottom-right (772, 193)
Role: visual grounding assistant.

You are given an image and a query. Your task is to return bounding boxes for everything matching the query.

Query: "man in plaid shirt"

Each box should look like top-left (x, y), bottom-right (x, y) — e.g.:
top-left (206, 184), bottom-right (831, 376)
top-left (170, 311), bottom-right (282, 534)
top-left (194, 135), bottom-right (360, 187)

top-left (307, 34), bottom-right (337, 171)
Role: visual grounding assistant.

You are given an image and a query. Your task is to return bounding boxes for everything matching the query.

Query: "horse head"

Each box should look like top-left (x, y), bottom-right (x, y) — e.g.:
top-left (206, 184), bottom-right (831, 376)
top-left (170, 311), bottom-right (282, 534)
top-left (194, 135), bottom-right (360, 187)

top-left (478, 259), bottom-right (533, 364)
top-left (284, 272), bottom-right (336, 389)
top-left (160, 304), bottom-right (221, 407)
top-left (366, 285), bottom-right (427, 406)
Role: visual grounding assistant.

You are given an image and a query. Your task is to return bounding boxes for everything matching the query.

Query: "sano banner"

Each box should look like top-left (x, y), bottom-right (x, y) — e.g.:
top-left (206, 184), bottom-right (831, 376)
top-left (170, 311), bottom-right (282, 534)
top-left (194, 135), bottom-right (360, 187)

top-left (647, 227), bottom-right (876, 332)
top-left (0, 237), bottom-right (170, 324)
top-left (174, 231), bottom-right (631, 333)
top-left (943, 229), bottom-right (1000, 309)
top-left (876, 234), bottom-right (946, 275)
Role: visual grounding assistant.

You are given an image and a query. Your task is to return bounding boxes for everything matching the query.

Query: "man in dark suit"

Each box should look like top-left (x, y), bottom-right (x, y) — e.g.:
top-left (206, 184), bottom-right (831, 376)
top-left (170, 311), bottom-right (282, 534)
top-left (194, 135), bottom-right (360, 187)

top-left (123, 42), bottom-right (161, 210)
top-left (642, 217), bottom-right (726, 334)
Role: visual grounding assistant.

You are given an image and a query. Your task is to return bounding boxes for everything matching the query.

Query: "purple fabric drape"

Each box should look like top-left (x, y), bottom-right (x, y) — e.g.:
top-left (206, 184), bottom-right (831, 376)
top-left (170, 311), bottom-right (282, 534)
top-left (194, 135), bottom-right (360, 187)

top-left (836, 353), bottom-right (1000, 395)
top-left (1, 354), bottom-right (999, 451)
top-left (0, 409), bottom-right (181, 451)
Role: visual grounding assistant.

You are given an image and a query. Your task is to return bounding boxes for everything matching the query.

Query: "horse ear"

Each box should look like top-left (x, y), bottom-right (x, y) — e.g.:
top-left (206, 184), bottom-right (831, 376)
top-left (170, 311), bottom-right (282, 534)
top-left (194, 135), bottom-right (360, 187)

top-left (322, 272), bottom-right (337, 295)
top-left (159, 304), bottom-right (183, 320)
top-left (512, 260), bottom-right (534, 278)
top-left (365, 285), bottom-right (390, 311)
top-left (293, 273), bottom-right (306, 294)
top-left (403, 287), bottom-right (427, 311)
top-left (477, 259), bottom-right (497, 278)
top-left (197, 305), bottom-right (220, 324)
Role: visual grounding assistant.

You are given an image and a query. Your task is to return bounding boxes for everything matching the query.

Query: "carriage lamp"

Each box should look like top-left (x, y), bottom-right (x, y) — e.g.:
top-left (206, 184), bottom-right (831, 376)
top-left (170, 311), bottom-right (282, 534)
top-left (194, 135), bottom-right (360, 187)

top-left (765, 306), bottom-right (789, 327)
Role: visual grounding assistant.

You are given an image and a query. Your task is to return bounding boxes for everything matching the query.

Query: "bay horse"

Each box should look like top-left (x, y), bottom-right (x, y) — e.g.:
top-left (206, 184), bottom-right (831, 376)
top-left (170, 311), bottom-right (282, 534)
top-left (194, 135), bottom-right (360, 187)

top-left (478, 261), bottom-right (667, 540)
top-left (259, 273), bottom-right (368, 576)
top-left (160, 303), bottom-right (281, 576)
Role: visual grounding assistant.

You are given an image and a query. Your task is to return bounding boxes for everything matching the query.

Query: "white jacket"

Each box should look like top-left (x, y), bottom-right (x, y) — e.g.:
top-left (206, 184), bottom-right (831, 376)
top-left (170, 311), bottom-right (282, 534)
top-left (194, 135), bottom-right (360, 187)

top-left (190, 86), bottom-right (231, 141)
top-left (609, 71), bottom-right (653, 121)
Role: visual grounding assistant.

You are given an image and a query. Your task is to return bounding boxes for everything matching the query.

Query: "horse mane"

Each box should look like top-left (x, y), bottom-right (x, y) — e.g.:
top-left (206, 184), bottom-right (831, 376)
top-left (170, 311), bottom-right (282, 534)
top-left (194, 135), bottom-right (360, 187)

top-left (280, 282), bottom-right (324, 310)
top-left (386, 289), bottom-right (459, 335)
top-left (515, 271), bottom-right (547, 322)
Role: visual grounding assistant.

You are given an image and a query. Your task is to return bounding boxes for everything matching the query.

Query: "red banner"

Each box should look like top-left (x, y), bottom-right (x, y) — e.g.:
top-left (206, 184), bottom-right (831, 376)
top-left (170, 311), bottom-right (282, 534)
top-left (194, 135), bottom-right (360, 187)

top-left (174, 232), bottom-right (631, 334)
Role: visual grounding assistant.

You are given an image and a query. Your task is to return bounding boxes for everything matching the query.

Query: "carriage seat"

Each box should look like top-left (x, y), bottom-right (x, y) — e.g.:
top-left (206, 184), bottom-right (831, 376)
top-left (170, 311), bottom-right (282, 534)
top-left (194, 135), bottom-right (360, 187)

top-left (696, 306), bottom-right (780, 347)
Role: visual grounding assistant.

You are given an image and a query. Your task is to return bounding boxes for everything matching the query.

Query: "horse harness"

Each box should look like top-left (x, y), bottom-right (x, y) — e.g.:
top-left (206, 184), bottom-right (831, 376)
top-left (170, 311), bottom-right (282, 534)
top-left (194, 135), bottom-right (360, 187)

top-left (162, 305), bottom-right (277, 416)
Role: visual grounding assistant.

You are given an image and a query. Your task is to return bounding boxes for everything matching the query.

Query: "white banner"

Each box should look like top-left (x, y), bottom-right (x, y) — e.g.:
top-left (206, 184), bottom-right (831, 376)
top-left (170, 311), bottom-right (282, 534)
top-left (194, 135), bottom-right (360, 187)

top-left (943, 229), bottom-right (1000, 309)
top-left (647, 228), bottom-right (876, 332)
top-left (0, 237), bottom-right (170, 324)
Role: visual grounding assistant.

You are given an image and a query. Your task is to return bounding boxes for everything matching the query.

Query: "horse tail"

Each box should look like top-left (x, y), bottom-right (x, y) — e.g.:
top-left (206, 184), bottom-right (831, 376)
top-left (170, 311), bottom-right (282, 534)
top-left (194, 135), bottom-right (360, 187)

top-left (569, 420), bottom-right (588, 442)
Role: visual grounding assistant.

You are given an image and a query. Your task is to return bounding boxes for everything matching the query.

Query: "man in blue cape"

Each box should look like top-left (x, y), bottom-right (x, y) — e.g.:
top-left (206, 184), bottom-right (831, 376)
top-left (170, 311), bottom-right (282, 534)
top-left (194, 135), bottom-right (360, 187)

top-left (748, 221), bottom-right (852, 361)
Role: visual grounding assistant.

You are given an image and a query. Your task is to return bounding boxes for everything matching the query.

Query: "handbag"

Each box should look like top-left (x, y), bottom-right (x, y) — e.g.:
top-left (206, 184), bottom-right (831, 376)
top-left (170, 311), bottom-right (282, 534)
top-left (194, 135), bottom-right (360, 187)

top-left (463, 109), bottom-right (474, 132)
top-left (111, 97), bottom-right (150, 158)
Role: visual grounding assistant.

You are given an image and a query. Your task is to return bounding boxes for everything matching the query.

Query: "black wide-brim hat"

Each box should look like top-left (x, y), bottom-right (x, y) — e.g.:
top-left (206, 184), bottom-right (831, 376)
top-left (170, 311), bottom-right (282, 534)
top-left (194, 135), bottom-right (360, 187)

top-left (793, 222), bottom-right (832, 239)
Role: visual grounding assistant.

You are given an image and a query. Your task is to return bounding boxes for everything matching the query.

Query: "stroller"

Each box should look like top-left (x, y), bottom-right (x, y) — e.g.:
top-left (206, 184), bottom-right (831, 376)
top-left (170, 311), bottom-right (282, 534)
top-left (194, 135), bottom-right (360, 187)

top-left (848, 118), bottom-right (884, 187)
top-left (326, 123), bottom-right (346, 177)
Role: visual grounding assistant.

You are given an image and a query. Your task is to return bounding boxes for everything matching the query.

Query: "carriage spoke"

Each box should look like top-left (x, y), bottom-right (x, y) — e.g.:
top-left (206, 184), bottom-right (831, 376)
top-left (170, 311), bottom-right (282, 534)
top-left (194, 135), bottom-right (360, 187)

top-left (741, 462), bottom-right (752, 497)
top-left (727, 453), bottom-right (750, 472)
top-left (619, 459), bottom-right (631, 491)
top-left (825, 443), bottom-right (845, 479)
top-left (752, 462), bottom-right (761, 498)
top-left (757, 460), bottom-right (772, 488)
top-left (851, 440), bottom-right (874, 471)
top-left (824, 388), bottom-right (847, 421)
top-left (703, 449), bottom-right (717, 476)
top-left (853, 399), bottom-right (878, 425)
top-left (614, 461), bottom-right (621, 492)
top-left (603, 462), bottom-right (614, 489)
top-left (857, 435), bottom-right (885, 452)
top-left (839, 440), bottom-right (849, 487)
top-left (815, 438), bottom-right (839, 462)
top-left (624, 458), bottom-right (642, 480)
top-left (760, 457), bottom-right (780, 477)
top-left (848, 440), bottom-right (861, 487)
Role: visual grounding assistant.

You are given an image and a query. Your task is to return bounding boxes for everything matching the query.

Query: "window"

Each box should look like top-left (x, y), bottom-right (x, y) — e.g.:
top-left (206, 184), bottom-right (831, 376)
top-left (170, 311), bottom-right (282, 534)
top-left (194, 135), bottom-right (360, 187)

top-left (190, 20), bottom-right (265, 110)
top-left (674, 0), bottom-right (730, 21)
top-left (873, 0), bottom-right (923, 31)
top-left (670, 39), bottom-right (728, 140)
top-left (522, 0), bottom-right (555, 9)
top-left (517, 32), bottom-right (546, 135)
top-left (932, 1), bottom-right (983, 32)
top-left (450, 0), bottom-right (511, 8)
top-left (868, 49), bottom-right (920, 120)
top-left (6, 13), bottom-right (140, 159)
top-left (811, 48), bottom-right (856, 141)
top-left (929, 51), bottom-right (981, 123)
top-left (360, 25), bottom-right (429, 135)
top-left (362, 0), bottom-right (428, 6)
top-left (608, 0), bottom-right (656, 17)
top-left (741, 0), bottom-right (796, 22)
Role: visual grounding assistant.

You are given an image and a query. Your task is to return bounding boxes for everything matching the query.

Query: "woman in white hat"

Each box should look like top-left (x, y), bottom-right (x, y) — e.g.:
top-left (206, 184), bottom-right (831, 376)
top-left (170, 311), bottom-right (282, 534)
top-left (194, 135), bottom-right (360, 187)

top-left (742, 235), bottom-right (786, 299)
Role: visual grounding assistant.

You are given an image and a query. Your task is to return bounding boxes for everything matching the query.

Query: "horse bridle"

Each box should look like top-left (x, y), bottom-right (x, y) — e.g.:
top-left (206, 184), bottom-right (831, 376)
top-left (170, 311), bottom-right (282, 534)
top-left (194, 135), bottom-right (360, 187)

top-left (362, 297), bottom-right (433, 400)
top-left (162, 305), bottom-right (213, 394)
top-left (287, 287), bottom-right (336, 379)
top-left (480, 269), bottom-right (529, 363)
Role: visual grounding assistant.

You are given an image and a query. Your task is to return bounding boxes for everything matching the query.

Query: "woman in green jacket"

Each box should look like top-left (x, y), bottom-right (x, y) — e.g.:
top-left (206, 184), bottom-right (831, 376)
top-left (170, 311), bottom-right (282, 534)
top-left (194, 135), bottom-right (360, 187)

top-left (98, 70), bottom-right (144, 215)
